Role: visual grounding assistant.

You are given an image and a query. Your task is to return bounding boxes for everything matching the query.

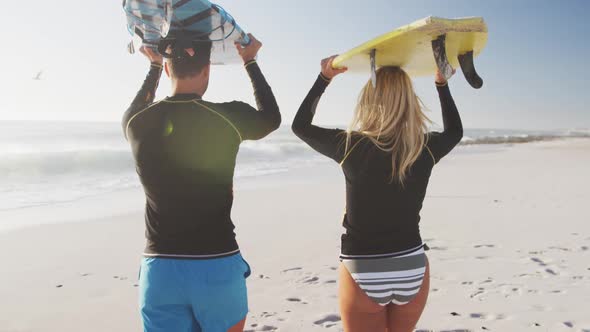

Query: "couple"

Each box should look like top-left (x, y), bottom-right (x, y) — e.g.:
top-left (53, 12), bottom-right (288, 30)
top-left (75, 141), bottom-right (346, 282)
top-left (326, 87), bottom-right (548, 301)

top-left (124, 33), bottom-right (462, 332)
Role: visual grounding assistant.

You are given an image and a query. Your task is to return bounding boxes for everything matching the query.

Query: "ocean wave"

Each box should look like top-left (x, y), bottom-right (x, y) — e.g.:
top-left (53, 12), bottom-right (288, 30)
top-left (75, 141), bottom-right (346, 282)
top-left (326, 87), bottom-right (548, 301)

top-left (460, 134), bottom-right (558, 145)
top-left (0, 149), bottom-right (134, 178)
top-left (2, 121), bottom-right (589, 211)
top-left (459, 131), bottom-right (589, 145)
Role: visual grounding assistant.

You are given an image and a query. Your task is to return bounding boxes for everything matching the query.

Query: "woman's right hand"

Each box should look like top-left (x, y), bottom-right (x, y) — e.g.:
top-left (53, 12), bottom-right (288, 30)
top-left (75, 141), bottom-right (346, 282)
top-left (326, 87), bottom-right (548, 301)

top-left (321, 55), bottom-right (348, 80)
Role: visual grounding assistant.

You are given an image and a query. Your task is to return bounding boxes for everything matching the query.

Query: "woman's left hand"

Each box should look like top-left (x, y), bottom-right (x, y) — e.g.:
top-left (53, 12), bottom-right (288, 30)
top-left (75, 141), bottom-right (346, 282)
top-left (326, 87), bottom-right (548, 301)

top-left (435, 68), bottom-right (456, 85)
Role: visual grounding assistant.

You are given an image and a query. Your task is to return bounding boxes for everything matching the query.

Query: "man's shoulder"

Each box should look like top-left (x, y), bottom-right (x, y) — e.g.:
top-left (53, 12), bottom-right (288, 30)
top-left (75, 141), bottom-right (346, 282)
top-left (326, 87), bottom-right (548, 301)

top-left (200, 100), bottom-right (255, 113)
top-left (124, 100), bottom-right (166, 125)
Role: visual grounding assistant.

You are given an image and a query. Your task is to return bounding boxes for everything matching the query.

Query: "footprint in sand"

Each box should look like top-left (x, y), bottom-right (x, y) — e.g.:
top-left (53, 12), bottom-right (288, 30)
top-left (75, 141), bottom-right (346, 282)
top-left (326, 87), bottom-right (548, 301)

top-left (246, 325), bottom-right (278, 332)
top-left (469, 313), bottom-right (485, 319)
top-left (301, 276), bottom-right (320, 284)
top-left (528, 250), bottom-right (546, 255)
top-left (282, 267), bottom-right (302, 273)
top-left (428, 246), bottom-right (448, 251)
top-left (548, 246), bottom-right (571, 252)
top-left (286, 297), bottom-right (303, 303)
top-left (470, 290), bottom-right (485, 298)
top-left (313, 314), bottom-right (341, 328)
top-left (479, 278), bottom-right (494, 284)
top-left (260, 312), bottom-right (277, 318)
top-left (324, 279), bottom-right (337, 284)
top-left (545, 268), bottom-right (558, 276)
top-left (530, 257), bottom-right (547, 266)
top-left (474, 244), bottom-right (495, 248)
top-left (563, 321), bottom-right (574, 328)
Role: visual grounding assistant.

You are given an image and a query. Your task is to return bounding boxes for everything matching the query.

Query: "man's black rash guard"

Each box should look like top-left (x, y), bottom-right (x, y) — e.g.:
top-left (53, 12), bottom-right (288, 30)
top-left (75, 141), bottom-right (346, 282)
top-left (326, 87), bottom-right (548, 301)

top-left (292, 74), bottom-right (462, 256)
top-left (123, 60), bottom-right (281, 258)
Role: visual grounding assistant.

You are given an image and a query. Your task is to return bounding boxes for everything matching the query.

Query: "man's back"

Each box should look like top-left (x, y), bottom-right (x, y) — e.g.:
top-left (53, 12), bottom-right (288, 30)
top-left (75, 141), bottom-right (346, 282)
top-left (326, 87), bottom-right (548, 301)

top-left (123, 59), bottom-right (280, 258)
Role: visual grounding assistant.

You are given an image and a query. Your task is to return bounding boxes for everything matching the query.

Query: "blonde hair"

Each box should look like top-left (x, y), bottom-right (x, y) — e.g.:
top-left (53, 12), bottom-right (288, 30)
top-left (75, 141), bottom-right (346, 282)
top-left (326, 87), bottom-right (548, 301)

top-left (346, 66), bottom-right (431, 184)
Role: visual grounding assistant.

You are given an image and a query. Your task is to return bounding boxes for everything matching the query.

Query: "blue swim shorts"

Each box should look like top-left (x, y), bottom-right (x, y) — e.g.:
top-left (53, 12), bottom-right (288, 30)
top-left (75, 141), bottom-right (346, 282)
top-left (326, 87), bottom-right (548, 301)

top-left (139, 253), bottom-right (251, 332)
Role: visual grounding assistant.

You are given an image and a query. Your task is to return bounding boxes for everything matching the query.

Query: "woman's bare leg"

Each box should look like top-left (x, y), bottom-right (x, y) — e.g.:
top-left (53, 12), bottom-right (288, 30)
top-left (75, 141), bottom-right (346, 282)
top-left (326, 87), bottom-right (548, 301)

top-left (386, 257), bottom-right (430, 332)
top-left (339, 264), bottom-right (387, 332)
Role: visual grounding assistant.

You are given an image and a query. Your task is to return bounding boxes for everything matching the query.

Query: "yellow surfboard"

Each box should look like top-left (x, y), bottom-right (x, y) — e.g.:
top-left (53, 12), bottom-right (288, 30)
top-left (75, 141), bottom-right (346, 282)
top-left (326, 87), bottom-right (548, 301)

top-left (333, 16), bottom-right (488, 88)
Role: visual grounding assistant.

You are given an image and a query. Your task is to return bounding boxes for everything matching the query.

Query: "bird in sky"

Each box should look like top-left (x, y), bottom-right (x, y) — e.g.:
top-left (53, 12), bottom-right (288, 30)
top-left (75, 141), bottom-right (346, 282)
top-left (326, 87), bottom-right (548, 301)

top-left (33, 70), bottom-right (43, 81)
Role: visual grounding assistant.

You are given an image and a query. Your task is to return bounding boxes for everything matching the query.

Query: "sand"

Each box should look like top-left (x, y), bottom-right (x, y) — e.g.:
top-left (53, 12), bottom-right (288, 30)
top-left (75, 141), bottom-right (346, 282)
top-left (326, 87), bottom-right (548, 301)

top-left (1, 138), bottom-right (589, 332)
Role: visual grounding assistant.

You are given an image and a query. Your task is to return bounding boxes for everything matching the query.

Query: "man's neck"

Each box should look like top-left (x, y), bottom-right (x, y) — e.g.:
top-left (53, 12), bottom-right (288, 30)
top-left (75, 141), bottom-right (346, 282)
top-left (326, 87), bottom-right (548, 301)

top-left (171, 79), bottom-right (206, 97)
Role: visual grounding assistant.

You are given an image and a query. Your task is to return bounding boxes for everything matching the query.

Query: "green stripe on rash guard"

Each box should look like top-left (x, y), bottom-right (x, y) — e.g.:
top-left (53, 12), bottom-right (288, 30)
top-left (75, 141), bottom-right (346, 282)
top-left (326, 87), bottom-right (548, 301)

top-left (193, 101), bottom-right (243, 142)
top-left (125, 101), bottom-right (163, 140)
top-left (340, 136), bottom-right (366, 165)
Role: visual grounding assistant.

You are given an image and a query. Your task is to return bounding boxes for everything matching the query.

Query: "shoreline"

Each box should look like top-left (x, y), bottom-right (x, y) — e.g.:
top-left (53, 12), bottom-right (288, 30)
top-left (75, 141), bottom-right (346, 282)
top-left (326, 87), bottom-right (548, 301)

top-left (1, 137), bottom-right (586, 235)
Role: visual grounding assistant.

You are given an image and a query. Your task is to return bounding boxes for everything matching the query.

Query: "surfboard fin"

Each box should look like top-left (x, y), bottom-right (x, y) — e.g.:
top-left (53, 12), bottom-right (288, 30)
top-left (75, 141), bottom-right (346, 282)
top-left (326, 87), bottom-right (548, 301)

top-left (370, 49), bottom-right (377, 88)
top-left (127, 40), bottom-right (136, 55)
top-left (458, 51), bottom-right (483, 89)
top-left (431, 35), bottom-right (454, 81)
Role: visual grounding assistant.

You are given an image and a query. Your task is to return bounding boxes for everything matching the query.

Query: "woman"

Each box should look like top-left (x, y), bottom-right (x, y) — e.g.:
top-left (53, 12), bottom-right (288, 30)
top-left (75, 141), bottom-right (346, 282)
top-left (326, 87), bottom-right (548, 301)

top-left (292, 56), bottom-right (463, 331)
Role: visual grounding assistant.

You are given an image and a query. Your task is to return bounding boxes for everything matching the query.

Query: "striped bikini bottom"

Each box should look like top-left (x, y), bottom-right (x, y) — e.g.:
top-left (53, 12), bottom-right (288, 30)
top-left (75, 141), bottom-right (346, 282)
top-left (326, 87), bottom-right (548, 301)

top-left (341, 244), bottom-right (427, 306)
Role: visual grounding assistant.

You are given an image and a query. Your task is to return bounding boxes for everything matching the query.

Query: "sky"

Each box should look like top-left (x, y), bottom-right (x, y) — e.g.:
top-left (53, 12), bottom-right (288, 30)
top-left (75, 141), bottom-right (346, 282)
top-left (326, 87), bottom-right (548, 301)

top-left (0, 0), bottom-right (588, 130)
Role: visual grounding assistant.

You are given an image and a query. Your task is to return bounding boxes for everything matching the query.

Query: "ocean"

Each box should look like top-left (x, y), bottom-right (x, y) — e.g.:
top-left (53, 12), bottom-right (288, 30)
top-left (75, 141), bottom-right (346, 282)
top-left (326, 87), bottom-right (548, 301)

top-left (0, 121), bottom-right (586, 212)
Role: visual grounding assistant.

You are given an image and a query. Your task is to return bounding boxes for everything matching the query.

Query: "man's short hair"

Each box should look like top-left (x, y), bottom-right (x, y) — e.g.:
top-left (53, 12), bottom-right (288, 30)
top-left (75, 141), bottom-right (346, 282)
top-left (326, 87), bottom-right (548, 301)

top-left (167, 41), bottom-right (212, 79)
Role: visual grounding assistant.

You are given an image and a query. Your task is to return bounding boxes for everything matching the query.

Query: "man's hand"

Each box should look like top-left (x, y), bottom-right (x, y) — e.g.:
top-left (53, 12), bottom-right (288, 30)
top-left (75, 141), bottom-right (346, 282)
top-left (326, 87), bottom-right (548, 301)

top-left (140, 46), bottom-right (163, 66)
top-left (235, 34), bottom-right (262, 64)
top-left (321, 55), bottom-right (348, 80)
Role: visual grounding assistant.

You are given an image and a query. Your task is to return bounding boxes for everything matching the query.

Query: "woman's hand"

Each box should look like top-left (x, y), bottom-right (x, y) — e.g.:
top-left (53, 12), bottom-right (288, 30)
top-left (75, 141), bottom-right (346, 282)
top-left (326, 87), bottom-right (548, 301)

top-left (235, 33), bottom-right (262, 63)
top-left (321, 55), bottom-right (348, 80)
top-left (435, 68), bottom-right (456, 85)
top-left (140, 46), bottom-right (163, 65)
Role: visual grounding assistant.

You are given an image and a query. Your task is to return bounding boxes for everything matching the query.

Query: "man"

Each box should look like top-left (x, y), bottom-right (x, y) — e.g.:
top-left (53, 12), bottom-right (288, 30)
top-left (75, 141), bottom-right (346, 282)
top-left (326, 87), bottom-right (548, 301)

top-left (123, 34), bottom-right (280, 332)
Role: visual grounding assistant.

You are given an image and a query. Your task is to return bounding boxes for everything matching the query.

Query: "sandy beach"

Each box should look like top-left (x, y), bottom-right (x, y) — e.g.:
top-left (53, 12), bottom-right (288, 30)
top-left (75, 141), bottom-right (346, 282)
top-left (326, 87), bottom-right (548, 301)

top-left (1, 138), bottom-right (589, 332)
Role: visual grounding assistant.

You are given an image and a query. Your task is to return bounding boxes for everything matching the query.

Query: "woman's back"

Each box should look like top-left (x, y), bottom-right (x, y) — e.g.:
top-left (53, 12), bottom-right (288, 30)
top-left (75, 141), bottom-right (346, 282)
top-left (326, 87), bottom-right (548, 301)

top-left (339, 134), bottom-right (437, 256)
top-left (292, 70), bottom-right (462, 257)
